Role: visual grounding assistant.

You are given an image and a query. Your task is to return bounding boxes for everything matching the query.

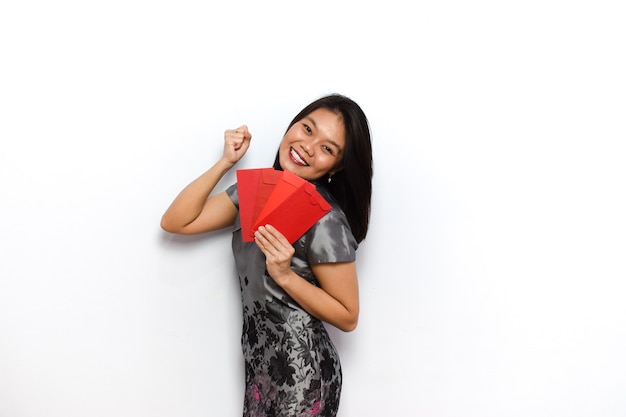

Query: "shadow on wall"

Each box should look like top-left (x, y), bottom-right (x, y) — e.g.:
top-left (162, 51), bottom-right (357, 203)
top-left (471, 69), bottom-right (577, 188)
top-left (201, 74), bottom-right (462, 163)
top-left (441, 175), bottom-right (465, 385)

top-left (158, 227), bottom-right (234, 249)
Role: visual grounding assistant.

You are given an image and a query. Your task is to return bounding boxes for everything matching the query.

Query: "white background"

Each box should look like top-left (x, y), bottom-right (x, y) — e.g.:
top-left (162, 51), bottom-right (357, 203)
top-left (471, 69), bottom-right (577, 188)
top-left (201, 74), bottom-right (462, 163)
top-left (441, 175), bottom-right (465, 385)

top-left (1, 1), bottom-right (625, 416)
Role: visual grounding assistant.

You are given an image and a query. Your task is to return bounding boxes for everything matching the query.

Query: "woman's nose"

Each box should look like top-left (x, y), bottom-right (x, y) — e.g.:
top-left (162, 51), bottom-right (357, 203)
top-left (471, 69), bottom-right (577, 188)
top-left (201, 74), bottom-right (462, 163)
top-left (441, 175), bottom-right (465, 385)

top-left (301, 141), bottom-right (314, 156)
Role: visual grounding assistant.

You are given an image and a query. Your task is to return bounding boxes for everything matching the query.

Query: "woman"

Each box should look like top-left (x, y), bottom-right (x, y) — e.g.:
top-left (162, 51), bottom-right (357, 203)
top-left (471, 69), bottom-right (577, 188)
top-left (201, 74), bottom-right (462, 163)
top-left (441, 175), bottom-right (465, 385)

top-left (161, 94), bottom-right (373, 416)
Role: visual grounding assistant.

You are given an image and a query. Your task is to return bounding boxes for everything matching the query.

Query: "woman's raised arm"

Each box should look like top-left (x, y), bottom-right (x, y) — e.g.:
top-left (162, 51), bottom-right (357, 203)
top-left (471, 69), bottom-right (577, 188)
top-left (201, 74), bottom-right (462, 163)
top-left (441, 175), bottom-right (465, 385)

top-left (160, 125), bottom-right (251, 235)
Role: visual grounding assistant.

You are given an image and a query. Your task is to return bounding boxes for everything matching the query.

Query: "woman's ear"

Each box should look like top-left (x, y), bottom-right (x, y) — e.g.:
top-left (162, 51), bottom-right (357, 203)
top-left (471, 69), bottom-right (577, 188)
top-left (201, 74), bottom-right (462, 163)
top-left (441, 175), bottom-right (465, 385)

top-left (329, 164), bottom-right (344, 176)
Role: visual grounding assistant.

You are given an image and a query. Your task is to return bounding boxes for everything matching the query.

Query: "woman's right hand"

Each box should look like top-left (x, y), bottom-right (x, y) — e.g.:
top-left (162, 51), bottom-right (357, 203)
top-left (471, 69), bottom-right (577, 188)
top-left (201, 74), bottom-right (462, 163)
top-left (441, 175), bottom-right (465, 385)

top-left (222, 125), bottom-right (252, 165)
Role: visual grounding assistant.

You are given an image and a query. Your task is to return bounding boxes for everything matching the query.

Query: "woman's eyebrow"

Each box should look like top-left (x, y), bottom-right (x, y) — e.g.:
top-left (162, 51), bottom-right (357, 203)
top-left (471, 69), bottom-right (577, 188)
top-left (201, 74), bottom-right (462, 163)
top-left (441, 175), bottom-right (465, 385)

top-left (304, 115), bottom-right (317, 129)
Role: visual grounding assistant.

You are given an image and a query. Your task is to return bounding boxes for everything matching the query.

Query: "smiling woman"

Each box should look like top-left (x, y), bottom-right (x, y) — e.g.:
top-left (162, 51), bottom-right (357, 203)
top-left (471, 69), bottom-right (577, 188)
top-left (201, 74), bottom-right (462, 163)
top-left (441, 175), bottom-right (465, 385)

top-left (277, 108), bottom-right (346, 181)
top-left (273, 95), bottom-right (373, 244)
top-left (161, 94), bottom-right (373, 416)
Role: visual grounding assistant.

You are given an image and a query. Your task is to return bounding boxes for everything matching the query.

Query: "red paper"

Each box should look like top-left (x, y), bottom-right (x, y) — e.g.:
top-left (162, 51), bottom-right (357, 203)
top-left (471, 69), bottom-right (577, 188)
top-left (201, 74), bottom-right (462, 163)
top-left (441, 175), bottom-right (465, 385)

top-left (236, 168), bottom-right (331, 244)
top-left (236, 168), bottom-right (281, 242)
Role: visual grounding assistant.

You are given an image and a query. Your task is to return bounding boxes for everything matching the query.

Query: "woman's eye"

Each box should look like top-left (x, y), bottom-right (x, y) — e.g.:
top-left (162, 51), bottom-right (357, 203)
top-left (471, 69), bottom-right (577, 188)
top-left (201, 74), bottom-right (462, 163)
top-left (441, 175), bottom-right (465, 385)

top-left (323, 145), bottom-right (334, 155)
top-left (303, 124), bottom-right (312, 133)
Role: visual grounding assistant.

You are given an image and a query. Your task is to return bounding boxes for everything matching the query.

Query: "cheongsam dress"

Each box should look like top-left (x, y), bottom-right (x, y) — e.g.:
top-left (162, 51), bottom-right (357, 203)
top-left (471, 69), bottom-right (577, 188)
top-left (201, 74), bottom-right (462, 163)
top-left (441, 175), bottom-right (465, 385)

top-left (225, 182), bottom-right (358, 417)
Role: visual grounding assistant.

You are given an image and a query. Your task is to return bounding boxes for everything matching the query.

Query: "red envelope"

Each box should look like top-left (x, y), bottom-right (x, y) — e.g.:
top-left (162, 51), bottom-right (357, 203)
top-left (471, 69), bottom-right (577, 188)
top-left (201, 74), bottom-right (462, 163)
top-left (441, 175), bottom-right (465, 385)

top-left (237, 169), bottom-right (331, 244)
top-left (237, 168), bottom-right (282, 242)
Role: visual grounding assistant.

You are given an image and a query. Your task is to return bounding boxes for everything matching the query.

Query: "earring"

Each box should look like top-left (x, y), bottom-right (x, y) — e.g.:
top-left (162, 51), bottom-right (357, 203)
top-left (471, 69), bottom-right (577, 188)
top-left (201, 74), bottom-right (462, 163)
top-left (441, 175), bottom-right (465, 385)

top-left (327, 174), bottom-right (332, 184)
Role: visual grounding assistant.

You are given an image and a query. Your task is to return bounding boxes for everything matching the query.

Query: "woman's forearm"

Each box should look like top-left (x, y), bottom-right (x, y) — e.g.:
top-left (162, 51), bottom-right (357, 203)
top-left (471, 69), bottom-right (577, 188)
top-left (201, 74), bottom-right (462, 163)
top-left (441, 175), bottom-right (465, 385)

top-left (161, 125), bottom-right (252, 234)
top-left (160, 158), bottom-right (234, 233)
top-left (279, 270), bottom-right (359, 332)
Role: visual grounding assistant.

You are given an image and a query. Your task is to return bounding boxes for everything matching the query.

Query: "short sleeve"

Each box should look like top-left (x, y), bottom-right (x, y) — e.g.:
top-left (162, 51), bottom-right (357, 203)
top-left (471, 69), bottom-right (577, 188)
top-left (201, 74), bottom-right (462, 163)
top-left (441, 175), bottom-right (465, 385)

top-left (225, 183), bottom-right (239, 208)
top-left (302, 208), bottom-right (358, 265)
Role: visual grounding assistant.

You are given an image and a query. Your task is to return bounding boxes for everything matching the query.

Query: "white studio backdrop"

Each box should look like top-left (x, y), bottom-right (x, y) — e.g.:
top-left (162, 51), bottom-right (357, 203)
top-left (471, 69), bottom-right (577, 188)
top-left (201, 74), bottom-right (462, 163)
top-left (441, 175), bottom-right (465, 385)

top-left (1, 1), bottom-right (625, 416)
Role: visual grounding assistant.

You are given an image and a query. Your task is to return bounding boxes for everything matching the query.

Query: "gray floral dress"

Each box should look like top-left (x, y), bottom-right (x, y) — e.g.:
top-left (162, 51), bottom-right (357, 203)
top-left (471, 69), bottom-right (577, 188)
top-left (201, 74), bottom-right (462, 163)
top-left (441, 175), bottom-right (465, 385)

top-left (226, 182), bottom-right (358, 417)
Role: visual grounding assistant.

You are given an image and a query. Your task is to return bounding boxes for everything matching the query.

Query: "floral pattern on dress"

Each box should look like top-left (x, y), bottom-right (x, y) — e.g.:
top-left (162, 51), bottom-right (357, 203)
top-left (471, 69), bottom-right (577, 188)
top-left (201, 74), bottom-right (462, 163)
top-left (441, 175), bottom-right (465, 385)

top-left (240, 291), bottom-right (342, 417)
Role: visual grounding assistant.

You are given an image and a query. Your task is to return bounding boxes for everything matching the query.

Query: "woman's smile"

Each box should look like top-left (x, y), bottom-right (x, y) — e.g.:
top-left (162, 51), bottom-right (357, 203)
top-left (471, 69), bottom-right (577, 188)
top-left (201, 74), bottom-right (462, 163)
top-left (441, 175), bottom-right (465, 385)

top-left (289, 147), bottom-right (309, 166)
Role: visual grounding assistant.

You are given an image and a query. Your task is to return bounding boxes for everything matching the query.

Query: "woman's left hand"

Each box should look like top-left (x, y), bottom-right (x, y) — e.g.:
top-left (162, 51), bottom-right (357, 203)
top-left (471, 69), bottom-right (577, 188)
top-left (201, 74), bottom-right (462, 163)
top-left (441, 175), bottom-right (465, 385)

top-left (254, 225), bottom-right (295, 286)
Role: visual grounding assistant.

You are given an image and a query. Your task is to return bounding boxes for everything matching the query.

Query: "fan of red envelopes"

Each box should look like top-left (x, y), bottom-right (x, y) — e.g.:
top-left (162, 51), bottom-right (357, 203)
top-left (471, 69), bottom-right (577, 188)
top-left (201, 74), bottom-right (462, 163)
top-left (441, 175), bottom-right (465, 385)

top-left (236, 168), bottom-right (332, 244)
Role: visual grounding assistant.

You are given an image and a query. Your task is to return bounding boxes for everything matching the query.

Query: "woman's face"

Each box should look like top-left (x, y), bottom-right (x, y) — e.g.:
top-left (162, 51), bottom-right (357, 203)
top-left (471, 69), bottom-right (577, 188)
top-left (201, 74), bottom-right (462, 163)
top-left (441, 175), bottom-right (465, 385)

top-left (278, 108), bottom-right (346, 181)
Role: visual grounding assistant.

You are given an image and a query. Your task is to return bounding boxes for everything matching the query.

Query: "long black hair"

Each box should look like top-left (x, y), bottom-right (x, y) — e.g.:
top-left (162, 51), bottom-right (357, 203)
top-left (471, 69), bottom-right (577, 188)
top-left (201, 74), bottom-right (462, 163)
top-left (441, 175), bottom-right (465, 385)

top-left (273, 94), bottom-right (373, 243)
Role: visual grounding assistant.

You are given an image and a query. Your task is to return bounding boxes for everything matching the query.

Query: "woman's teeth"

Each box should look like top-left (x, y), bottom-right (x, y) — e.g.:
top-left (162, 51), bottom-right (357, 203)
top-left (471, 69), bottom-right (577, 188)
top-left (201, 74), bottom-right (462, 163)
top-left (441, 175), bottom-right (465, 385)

top-left (290, 148), bottom-right (308, 166)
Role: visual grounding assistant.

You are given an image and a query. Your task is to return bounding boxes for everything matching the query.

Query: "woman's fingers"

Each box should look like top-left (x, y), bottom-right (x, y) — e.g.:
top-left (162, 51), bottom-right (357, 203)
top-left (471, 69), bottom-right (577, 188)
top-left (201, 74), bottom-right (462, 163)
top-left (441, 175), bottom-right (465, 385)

top-left (226, 125), bottom-right (251, 148)
top-left (223, 125), bottom-right (252, 163)
top-left (256, 225), bottom-right (288, 249)
top-left (234, 125), bottom-right (251, 140)
top-left (254, 225), bottom-right (294, 260)
top-left (254, 225), bottom-right (295, 284)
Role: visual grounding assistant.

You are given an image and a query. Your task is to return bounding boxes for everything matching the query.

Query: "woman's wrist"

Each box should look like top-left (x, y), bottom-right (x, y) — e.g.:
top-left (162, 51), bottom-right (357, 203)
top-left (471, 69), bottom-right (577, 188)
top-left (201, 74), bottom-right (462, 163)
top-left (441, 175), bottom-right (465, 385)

top-left (214, 157), bottom-right (236, 173)
top-left (272, 269), bottom-right (299, 289)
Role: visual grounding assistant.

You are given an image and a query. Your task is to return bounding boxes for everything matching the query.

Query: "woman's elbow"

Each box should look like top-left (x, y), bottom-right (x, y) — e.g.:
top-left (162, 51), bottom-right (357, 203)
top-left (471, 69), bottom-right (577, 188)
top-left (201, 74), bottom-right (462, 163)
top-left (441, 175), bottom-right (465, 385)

top-left (338, 313), bottom-right (359, 332)
top-left (160, 216), bottom-right (174, 233)
top-left (341, 321), bottom-right (358, 332)
top-left (160, 215), bottom-right (184, 234)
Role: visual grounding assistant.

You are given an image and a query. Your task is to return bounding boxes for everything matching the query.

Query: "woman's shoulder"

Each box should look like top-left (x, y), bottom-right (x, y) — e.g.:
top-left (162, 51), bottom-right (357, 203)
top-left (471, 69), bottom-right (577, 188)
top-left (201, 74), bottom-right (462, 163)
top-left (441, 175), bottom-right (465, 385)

top-left (295, 184), bottom-right (358, 264)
